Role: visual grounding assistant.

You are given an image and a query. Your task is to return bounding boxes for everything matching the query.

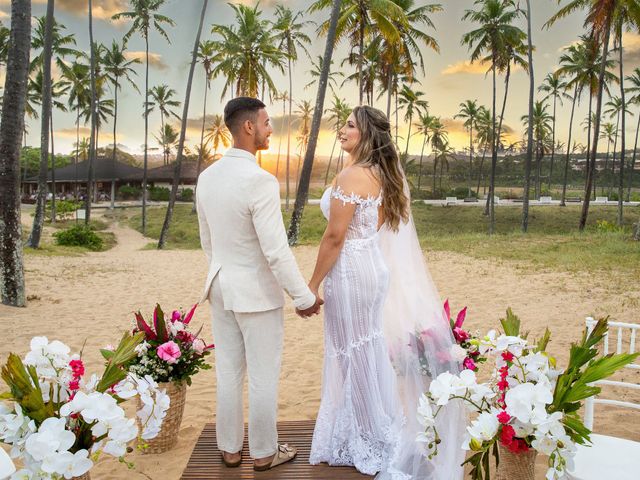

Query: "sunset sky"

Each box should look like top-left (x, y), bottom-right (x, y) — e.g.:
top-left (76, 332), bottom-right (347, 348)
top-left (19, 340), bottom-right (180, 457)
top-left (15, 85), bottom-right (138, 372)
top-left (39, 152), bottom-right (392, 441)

top-left (6, 0), bottom-right (636, 157)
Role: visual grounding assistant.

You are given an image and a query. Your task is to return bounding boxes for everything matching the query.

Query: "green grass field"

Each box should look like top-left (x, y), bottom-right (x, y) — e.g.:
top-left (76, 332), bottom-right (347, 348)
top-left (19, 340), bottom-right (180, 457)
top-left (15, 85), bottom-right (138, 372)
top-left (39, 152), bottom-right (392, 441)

top-left (126, 203), bottom-right (640, 276)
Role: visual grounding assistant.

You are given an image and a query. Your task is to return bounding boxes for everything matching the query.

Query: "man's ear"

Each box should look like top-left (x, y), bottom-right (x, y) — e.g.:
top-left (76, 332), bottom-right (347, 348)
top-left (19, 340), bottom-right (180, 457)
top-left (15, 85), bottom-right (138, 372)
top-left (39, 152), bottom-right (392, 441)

top-left (242, 118), bottom-right (254, 136)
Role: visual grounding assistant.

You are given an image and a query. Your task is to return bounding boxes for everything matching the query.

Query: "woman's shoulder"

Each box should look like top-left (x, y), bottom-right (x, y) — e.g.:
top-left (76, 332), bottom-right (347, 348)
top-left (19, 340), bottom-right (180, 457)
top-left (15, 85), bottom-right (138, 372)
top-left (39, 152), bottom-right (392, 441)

top-left (332, 166), bottom-right (382, 205)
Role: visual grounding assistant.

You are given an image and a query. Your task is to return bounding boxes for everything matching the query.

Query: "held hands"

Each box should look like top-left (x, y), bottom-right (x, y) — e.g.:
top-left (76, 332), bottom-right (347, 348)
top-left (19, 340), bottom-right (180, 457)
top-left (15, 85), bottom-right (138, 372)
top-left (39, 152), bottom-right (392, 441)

top-left (296, 287), bottom-right (324, 318)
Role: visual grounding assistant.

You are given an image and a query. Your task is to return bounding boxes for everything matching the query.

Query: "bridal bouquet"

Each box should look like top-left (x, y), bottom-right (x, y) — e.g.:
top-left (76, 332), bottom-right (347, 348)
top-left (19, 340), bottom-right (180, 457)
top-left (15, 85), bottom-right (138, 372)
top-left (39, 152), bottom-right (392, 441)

top-left (126, 304), bottom-right (214, 385)
top-left (417, 309), bottom-right (638, 480)
top-left (0, 333), bottom-right (170, 479)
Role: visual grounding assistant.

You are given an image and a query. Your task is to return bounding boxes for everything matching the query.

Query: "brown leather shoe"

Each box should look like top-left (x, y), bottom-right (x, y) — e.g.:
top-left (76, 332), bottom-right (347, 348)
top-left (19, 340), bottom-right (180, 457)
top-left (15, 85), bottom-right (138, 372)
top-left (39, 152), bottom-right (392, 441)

top-left (221, 450), bottom-right (242, 468)
top-left (253, 443), bottom-right (297, 471)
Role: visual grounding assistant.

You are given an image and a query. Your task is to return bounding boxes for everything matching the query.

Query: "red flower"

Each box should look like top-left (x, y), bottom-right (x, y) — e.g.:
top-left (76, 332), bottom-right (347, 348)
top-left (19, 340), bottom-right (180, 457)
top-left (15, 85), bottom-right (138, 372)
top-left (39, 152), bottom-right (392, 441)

top-left (453, 327), bottom-right (470, 343)
top-left (68, 379), bottom-right (80, 391)
top-left (500, 424), bottom-right (530, 453)
top-left (497, 379), bottom-right (509, 391)
top-left (497, 410), bottom-right (511, 424)
top-left (176, 330), bottom-right (195, 344)
top-left (69, 359), bottom-right (85, 377)
top-left (502, 351), bottom-right (514, 363)
top-left (463, 357), bottom-right (477, 371)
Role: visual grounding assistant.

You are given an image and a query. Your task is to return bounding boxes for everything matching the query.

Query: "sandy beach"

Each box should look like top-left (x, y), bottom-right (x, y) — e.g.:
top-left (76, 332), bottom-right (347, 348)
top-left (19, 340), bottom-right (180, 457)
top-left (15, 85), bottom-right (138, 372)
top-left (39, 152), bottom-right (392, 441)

top-left (1, 218), bottom-right (638, 479)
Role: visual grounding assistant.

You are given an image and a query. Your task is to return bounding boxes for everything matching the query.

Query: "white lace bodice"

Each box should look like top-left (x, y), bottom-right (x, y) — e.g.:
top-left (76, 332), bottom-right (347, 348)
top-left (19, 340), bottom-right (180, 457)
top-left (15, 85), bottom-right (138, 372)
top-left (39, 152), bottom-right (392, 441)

top-left (320, 186), bottom-right (382, 241)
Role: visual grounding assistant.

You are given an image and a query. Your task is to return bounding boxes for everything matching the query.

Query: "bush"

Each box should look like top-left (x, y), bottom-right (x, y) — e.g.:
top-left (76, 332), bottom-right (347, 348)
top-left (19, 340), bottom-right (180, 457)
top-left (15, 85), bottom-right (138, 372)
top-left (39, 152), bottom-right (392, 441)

top-left (179, 188), bottom-right (193, 202)
top-left (46, 200), bottom-right (81, 221)
top-left (447, 187), bottom-right (477, 199)
top-left (118, 185), bottom-right (141, 200)
top-left (149, 186), bottom-right (170, 201)
top-left (53, 225), bottom-right (103, 251)
top-left (594, 219), bottom-right (624, 234)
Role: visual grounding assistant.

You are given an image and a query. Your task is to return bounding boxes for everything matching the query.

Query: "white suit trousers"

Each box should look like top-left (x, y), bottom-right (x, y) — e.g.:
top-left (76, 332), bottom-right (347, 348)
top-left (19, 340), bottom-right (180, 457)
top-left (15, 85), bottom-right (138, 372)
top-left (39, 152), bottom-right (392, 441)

top-left (209, 276), bottom-right (283, 458)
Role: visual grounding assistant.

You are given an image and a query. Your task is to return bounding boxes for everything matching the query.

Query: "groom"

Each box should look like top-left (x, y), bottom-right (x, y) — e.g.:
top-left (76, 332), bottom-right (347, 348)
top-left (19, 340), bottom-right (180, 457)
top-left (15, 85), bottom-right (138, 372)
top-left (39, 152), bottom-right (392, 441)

top-left (196, 97), bottom-right (323, 471)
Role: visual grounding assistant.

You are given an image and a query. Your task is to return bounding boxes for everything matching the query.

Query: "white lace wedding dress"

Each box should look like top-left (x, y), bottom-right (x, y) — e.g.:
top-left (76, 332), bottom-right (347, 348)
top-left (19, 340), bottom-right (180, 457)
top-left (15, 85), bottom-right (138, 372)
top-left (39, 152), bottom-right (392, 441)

top-left (309, 185), bottom-right (404, 476)
top-left (310, 185), bottom-right (466, 480)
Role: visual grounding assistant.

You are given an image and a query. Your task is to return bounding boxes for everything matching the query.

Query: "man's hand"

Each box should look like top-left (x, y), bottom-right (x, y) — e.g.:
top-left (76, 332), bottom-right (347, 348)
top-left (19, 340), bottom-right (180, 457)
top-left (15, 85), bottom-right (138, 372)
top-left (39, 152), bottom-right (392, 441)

top-left (296, 295), bottom-right (324, 318)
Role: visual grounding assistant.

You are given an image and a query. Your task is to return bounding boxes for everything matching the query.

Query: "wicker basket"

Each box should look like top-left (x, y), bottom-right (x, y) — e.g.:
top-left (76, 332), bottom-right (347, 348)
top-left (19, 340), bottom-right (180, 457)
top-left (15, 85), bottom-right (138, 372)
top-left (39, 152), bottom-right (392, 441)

top-left (496, 443), bottom-right (537, 480)
top-left (71, 473), bottom-right (91, 480)
top-left (138, 380), bottom-right (187, 454)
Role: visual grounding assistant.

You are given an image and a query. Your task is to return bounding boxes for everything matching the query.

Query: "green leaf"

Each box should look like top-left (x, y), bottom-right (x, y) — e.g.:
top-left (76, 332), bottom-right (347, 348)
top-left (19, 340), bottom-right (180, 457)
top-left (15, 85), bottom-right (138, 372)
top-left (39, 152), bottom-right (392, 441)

top-left (153, 304), bottom-right (169, 343)
top-left (1, 354), bottom-right (54, 424)
top-left (100, 349), bottom-right (115, 361)
top-left (0, 391), bottom-right (13, 400)
top-left (97, 331), bottom-right (144, 392)
top-left (535, 328), bottom-right (551, 353)
top-left (499, 308), bottom-right (521, 336)
top-left (581, 353), bottom-right (639, 384)
top-left (562, 415), bottom-right (591, 444)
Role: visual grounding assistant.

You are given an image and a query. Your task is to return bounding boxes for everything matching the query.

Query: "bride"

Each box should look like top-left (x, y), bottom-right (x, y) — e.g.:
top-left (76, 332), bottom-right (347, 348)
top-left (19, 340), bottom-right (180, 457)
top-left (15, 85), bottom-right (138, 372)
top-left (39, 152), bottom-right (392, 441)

top-left (307, 105), bottom-right (465, 479)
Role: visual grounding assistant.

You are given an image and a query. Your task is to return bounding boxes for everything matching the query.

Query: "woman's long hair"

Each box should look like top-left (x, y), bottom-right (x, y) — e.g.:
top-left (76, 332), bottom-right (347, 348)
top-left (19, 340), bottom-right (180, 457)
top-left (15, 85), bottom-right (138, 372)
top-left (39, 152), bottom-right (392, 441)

top-left (350, 105), bottom-right (409, 231)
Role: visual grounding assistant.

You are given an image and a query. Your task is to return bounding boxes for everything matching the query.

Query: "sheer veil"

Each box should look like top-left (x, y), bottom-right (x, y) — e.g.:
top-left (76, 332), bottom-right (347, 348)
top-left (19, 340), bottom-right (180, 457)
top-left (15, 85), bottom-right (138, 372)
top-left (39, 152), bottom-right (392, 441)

top-left (376, 178), bottom-right (466, 480)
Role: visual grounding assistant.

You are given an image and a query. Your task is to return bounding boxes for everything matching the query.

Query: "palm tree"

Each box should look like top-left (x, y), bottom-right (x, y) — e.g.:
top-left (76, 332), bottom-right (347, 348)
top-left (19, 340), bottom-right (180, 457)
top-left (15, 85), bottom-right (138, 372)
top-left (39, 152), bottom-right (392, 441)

top-left (273, 6), bottom-right (312, 209)
top-left (625, 67), bottom-right (640, 201)
top-left (158, 0), bottom-right (208, 249)
top-left (547, 0), bottom-right (639, 230)
top-left (462, 0), bottom-right (524, 234)
top-left (211, 4), bottom-right (286, 98)
top-left (324, 95), bottom-right (350, 186)
top-left (72, 138), bottom-right (90, 161)
top-left (146, 84), bottom-right (180, 165)
top-left (398, 83), bottom-right (428, 160)
top-left (26, 0), bottom-right (56, 248)
top-left (112, 0), bottom-right (175, 235)
top-left (295, 99), bottom-right (313, 190)
top-left (305, 56), bottom-right (340, 94)
top-left (192, 40), bottom-right (218, 213)
top-left (103, 40), bottom-right (140, 208)
top-left (599, 121), bottom-right (616, 195)
top-left (522, 0), bottom-right (535, 232)
top-left (521, 101), bottom-right (553, 198)
top-left (288, 0), bottom-right (341, 244)
top-left (204, 114), bottom-right (231, 159)
top-left (154, 123), bottom-right (179, 162)
top-left (454, 99), bottom-right (481, 196)
top-left (604, 96), bottom-right (625, 195)
top-left (0, 0), bottom-right (30, 306)
top-left (85, 0), bottom-right (98, 223)
top-left (415, 112), bottom-right (437, 191)
top-left (428, 117), bottom-right (448, 196)
top-left (309, 0), bottom-right (407, 105)
top-left (538, 73), bottom-right (569, 191)
top-left (474, 105), bottom-right (492, 196)
top-left (273, 90), bottom-right (289, 180)
top-left (60, 60), bottom-right (90, 200)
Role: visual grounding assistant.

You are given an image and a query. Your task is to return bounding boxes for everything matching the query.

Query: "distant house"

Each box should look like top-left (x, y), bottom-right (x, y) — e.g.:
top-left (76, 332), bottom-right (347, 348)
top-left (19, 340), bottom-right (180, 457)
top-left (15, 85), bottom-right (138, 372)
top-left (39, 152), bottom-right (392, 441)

top-left (22, 157), bottom-right (144, 198)
top-left (126, 159), bottom-right (208, 189)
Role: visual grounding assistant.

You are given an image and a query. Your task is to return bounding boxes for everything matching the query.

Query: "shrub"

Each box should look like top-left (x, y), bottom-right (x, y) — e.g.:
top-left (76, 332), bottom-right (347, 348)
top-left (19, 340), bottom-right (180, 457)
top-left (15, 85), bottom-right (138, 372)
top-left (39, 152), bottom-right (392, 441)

top-left (594, 219), bottom-right (624, 234)
top-left (118, 185), bottom-right (141, 200)
top-left (46, 200), bottom-right (81, 221)
top-left (448, 187), bottom-right (477, 199)
top-left (53, 225), bottom-right (103, 251)
top-left (149, 186), bottom-right (170, 201)
top-left (179, 188), bottom-right (193, 202)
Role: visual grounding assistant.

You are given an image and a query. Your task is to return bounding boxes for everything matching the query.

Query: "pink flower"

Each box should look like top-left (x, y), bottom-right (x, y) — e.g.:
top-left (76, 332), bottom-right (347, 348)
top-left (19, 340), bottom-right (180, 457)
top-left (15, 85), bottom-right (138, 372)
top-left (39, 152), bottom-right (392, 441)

top-left (462, 357), bottom-right (476, 371)
top-left (443, 299), bottom-right (451, 321)
top-left (453, 327), bottom-right (469, 343)
top-left (157, 341), bottom-right (182, 364)
top-left (176, 330), bottom-right (195, 344)
top-left (455, 307), bottom-right (468, 329)
top-left (171, 310), bottom-right (182, 323)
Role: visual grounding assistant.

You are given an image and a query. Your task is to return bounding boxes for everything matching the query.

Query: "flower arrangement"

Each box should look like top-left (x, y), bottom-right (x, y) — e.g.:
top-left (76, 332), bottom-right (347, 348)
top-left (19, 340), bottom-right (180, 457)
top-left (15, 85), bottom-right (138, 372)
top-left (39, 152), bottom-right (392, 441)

top-left (127, 304), bottom-right (214, 385)
top-left (444, 300), bottom-right (486, 372)
top-left (0, 333), bottom-right (170, 479)
top-left (417, 309), bottom-right (638, 480)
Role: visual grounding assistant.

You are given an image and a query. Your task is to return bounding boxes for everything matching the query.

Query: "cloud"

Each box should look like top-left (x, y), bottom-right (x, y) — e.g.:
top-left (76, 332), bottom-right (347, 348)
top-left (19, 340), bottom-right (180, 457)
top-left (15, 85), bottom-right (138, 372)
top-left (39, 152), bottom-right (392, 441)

top-left (124, 51), bottom-right (168, 71)
top-left (0, 9), bottom-right (8, 20)
top-left (20, 0), bottom-right (128, 20)
top-left (56, 127), bottom-right (123, 144)
top-left (442, 60), bottom-right (491, 76)
top-left (622, 32), bottom-right (640, 68)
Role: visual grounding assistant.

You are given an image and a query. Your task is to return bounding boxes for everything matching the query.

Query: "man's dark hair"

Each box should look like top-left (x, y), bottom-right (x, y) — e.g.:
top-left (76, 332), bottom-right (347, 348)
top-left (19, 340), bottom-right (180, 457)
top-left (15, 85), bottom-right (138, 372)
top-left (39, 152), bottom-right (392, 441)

top-left (224, 97), bottom-right (266, 134)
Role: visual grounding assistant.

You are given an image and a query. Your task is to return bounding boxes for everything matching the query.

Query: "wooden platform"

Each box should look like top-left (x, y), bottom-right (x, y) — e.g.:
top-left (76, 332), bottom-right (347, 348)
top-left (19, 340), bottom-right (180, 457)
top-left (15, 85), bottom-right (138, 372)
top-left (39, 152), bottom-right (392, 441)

top-left (181, 420), bottom-right (373, 479)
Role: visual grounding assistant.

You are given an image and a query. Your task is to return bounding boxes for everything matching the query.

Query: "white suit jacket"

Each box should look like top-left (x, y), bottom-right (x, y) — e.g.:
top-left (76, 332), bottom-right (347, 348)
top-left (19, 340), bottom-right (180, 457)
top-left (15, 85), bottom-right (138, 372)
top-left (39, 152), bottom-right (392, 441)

top-left (196, 148), bottom-right (316, 313)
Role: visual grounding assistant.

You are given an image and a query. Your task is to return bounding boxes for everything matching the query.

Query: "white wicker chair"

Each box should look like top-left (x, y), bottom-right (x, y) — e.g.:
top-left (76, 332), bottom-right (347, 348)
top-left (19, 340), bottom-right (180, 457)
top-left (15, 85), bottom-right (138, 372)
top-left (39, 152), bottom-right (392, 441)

top-left (567, 318), bottom-right (640, 480)
top-left (0, 447), bottom-right (16, 479)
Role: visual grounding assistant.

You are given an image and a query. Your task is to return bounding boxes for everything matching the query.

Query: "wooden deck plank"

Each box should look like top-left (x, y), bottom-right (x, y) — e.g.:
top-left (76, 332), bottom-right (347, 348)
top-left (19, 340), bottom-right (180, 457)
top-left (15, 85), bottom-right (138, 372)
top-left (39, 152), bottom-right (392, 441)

top-left (181, 420), bottom-right (373, 479)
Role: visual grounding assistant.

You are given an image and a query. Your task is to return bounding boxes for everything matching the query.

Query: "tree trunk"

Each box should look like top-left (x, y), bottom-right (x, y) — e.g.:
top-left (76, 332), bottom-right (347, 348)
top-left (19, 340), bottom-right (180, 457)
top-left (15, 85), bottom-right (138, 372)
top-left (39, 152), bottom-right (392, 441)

top-left (0, 0), bottom-right (31, 306)
top-left (627, 107), bottom-right (639, 202)
top-left (585, 96), bottom-right (593, 196)
top-left (432, 155), bottom-right (438, 195)
top-left (357, 14), bottom-right (364, 105)
top-left (142, 32), bottom-right (150, 234)
top-left (86, 0), bottom-right (98, 224)
top-left (548, 91), bottom-right (556, 191)
top-left (287, 0), bottom-right (341, 245)
top-left (488, 61), bottom-right (498, 234)
top-left (324, 133), bottom-right (338, 186)
top-left (275, 95), bottom-right (285, 179)
top-left (404, 112), bottom-right (412, 160)
top-left (604, 137), bottom-right (611, 196)
top-left (617, 24), bottom-right (626, 226)
top-left (522, 0), bottom-right (534, 232)
top-left (580, 23), bottom-right (612, 231)
top-left (26, 0), bottom-right (54, 248)
top-left (418, 135), bottom-right (427, 191)
top-left (476, 147), bottom-right (486, 197)
top-left (561, 84), bottom-right (579, 206)
top-left (192, 75), bottom-right (208, 214)
top-left (111, 76), bottom-right (119, 210)
top-left (74, 107), bottom-right (80, 205)
top-left (468, 125), bottom-right (473, 197)
top-left (50, 111), bottom-right (56, 223)
top-left (158, 0), bottom-right (207, 249)
top-left (386, 69), bottom-right (393, 118)
top-left (286, 57), bottom-right (293, 210)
